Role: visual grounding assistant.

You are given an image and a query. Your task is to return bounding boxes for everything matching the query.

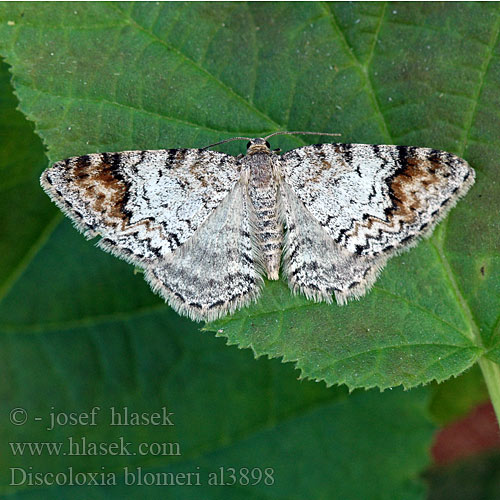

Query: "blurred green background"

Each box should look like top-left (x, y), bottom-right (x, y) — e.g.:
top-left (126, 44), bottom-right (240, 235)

top-left (1, 2), bottom-right (499, 498)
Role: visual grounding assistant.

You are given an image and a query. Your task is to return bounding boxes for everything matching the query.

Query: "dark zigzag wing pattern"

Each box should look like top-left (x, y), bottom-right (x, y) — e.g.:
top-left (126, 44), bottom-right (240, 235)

top-left (280, 143), bottom-right (474, 302)
top-left (281, 143), bottom-right (474, 257)
top-left (41, 149), bottom-right (241, 265)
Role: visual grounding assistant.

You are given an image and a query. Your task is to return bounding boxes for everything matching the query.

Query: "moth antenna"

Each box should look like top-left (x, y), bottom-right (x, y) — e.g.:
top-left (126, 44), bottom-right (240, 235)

top-left (263, 131), bottom-right (342, 140)
top-left (201, 136), bottom-right (252, 151)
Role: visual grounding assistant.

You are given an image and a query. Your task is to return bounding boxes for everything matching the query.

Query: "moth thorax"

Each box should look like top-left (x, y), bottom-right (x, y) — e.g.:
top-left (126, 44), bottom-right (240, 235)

top-left (248, 152), bottom-right (274, 187)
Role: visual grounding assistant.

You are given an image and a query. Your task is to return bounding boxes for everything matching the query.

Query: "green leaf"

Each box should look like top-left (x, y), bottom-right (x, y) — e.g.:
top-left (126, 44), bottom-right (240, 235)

top-left (9, 3), bottom-right (500, 497)
top-left (0, 3), bottom-right (498, 394)
top-left (0, 37), bottom-right (52, 299)
top-left (0, 60), bottom-right (436, 497)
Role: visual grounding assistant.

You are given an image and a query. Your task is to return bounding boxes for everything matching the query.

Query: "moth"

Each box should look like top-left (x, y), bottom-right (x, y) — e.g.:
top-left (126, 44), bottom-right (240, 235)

top-left (40, 131), bottom-right (475, 322)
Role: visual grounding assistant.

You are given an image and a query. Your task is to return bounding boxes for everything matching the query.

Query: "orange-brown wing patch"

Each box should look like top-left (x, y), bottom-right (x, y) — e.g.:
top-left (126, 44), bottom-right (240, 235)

top-left (71, 154), bottom-right (130, 223)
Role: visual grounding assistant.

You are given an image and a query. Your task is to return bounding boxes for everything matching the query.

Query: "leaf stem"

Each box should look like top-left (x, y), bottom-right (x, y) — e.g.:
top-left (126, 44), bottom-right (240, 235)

top-left (478, 358), bottom-right (500, 425)
top-left (431, 232), bottom-right (500, 428)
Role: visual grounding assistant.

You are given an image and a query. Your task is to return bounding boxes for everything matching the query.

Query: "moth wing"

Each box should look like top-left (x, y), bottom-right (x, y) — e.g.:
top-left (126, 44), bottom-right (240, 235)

top-left (280, 181), bottom-right (385, 304)
top-left (146, 179), bottom-right (263, 322)
top-left (41, 149), bottom-right (241, 265)
top-left (281, 143), bottom-right (474, 257)
top-left (280, 143), bottom-right (474, 303)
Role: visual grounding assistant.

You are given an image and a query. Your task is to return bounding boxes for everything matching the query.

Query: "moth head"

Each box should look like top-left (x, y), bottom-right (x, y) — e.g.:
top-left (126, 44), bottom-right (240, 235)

top-left (246, 138), bottom-right (271, 155)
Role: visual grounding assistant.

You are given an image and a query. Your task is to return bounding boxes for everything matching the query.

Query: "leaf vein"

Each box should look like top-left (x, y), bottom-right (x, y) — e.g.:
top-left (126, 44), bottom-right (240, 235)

top-left (108, 3), bottom-right (281, 130)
